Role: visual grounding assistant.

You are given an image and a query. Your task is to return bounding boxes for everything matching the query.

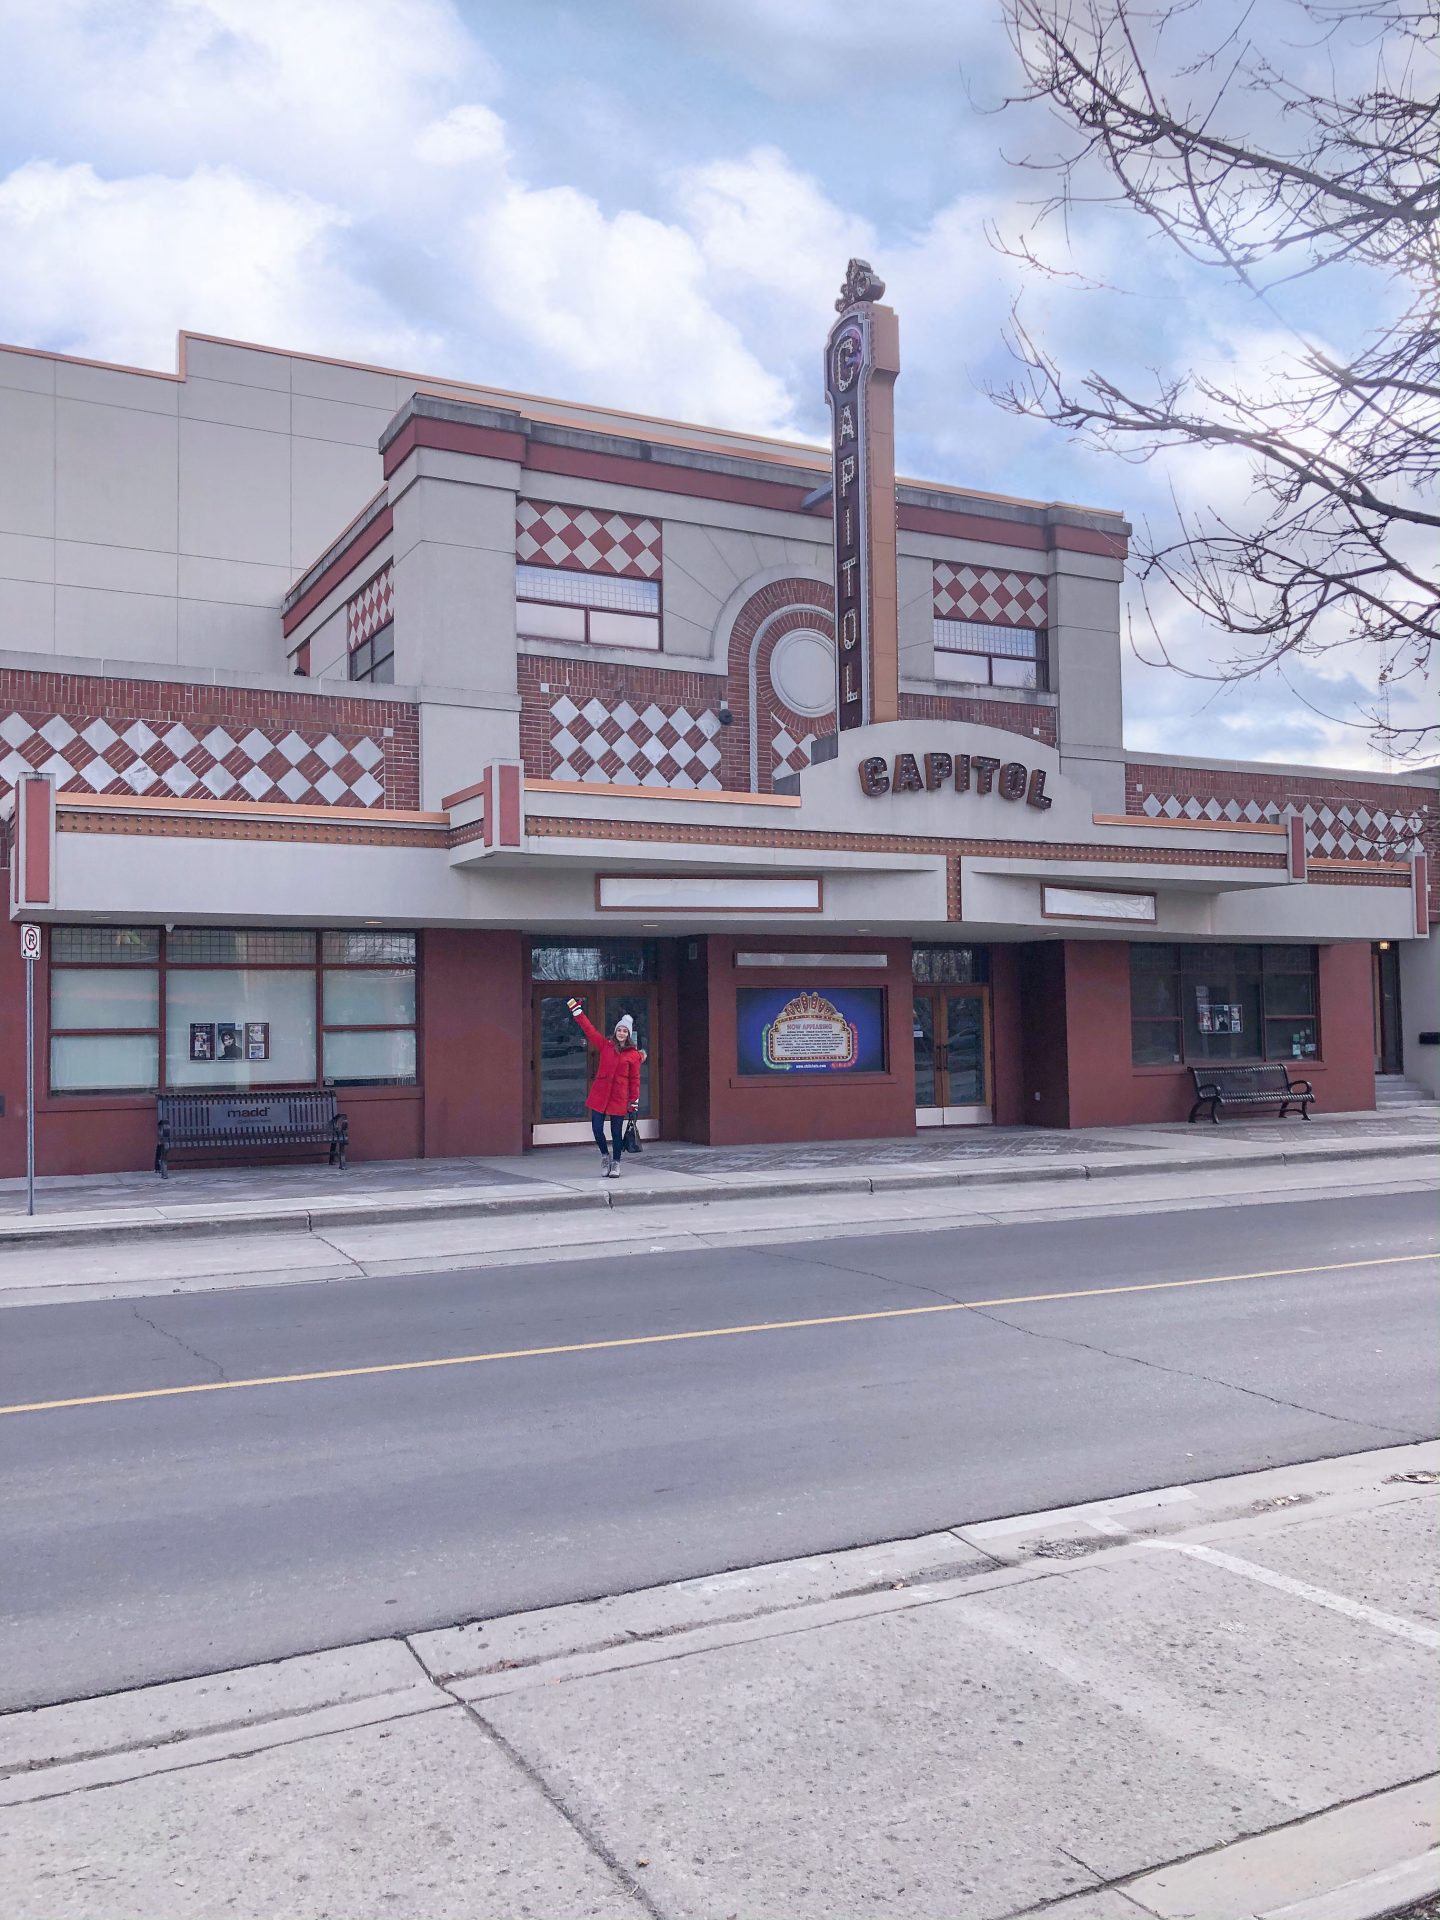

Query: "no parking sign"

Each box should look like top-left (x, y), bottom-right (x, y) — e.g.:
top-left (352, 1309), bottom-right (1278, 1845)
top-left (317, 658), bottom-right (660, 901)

top-left (20, 923), bottom-right (40, 961)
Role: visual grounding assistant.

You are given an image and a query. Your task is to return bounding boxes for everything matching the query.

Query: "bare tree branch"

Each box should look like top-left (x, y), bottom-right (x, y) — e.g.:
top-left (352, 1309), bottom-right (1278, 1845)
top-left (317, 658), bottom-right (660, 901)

top-left (991, 0), bottom-right (1439, 750)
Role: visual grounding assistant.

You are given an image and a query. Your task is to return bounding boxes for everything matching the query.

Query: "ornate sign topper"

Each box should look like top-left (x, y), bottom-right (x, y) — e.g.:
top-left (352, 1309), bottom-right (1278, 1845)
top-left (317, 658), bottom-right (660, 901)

top-left (763, 991), bottom-right (859, 1070)
top-left (825, 259), bottom-right (900, 732)
top-left (858, 749), bottom-right (1054, 811)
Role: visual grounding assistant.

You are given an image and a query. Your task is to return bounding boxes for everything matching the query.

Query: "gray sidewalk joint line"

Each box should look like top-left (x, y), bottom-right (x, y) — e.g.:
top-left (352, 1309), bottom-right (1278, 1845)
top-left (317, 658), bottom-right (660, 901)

top-left (1146, 1541), bottom-right (1440, 1649)
top-left (0, 1678), bottom-right (442, 1785)
top-left (2, 1692), bottom-right (454, 1808)
top-left (1110, 1769), bottom-right (1440, 1920)
top-left (456, 1699), bottom-right (671, 1920)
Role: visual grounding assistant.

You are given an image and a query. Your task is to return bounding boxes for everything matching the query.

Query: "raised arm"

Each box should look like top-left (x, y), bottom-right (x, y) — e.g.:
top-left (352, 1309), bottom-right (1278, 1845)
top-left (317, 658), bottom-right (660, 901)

top-left (566, 999), bottom-right (604, 1049)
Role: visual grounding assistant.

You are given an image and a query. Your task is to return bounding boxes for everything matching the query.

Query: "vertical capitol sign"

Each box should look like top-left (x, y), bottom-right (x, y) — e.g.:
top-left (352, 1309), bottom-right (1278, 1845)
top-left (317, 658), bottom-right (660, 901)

top-left (825, 259), bottom-right (901, 730)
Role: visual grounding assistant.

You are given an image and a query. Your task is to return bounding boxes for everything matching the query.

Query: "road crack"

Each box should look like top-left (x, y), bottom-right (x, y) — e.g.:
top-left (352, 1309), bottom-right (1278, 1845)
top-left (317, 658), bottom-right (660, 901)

top-left (961, 1303), bottom-right (1427, 1442)
top-left (129, 1305), bottom-right (229, 1383)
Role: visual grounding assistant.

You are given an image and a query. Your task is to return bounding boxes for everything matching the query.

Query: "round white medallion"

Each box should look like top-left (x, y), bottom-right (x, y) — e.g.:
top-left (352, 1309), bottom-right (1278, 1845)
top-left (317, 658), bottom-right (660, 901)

top-left (769, 627), bottom-right (835, 718)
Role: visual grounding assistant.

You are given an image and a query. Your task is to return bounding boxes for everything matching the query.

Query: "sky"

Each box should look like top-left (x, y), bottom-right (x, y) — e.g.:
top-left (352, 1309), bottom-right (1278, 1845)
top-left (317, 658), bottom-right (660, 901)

top-left (1, 0), bottom-right (1431, 767)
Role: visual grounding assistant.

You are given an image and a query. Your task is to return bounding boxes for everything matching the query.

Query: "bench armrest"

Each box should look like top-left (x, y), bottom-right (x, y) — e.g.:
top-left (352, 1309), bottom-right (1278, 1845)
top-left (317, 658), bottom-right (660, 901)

top-left (1285, 1077), bottom-right (1314, 1095)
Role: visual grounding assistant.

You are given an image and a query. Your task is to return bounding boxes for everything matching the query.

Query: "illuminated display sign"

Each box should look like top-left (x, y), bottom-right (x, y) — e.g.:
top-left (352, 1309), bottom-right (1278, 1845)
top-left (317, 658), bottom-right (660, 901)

top-left (736, 987), bottom-right (887, 1076)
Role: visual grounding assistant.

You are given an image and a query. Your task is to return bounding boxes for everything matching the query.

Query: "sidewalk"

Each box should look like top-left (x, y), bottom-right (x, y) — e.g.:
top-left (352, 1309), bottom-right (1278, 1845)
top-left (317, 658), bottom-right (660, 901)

top-left (0, 1107), bottom-right (1433, 1308)
top-left (4, 1444), bottom-right (1437, 1920)
top-left (3, 1106), bottom-right (1435, 1248)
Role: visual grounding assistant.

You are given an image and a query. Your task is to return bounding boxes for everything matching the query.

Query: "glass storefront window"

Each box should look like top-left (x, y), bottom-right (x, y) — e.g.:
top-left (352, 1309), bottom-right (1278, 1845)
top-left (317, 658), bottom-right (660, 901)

top-left (165, 968), bottom-right (317, 1089)
top-left (51, 1034), bottom-right (159, 1092)
top-left (51, 968), bottom-right (159, 1030)
top-left (48, 926), bottom-right (421, 1097)
top-left (323, 969), bottom-right (416, 1026)
top-left (167, 929), bottom-right (317, 964)
top-left (530, 941), bottom-right (656, 982)
top-left (49, 926), bottom-right (161, 1092)
top-left (912, 946), bottom-right (988, 985)
top-left (323, 1029), bottom-right (417, 1085)
top-left (1130, 945), bottom-right (1319, 1066)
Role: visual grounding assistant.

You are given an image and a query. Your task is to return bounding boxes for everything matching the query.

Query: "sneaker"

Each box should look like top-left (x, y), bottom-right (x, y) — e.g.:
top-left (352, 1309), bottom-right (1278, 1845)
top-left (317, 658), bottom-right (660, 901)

top-left (598, 1146), bottom-right (610, 1172)
top-left (606, 1157), bottom-right (620, 1178)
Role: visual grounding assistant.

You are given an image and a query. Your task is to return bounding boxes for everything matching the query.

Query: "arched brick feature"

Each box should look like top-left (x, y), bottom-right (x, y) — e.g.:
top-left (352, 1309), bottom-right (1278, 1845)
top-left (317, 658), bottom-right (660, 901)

top-left (723, 578), bottom-right (836, 792)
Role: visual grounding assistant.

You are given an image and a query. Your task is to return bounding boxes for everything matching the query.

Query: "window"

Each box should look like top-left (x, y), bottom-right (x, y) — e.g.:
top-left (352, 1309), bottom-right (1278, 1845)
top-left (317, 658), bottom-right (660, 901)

top-left (530, 939), bottom-right (656, 982)
top-left (516, 565), bottom-right (660, 651)
top-left (934, 618), bottom-right (1048, 691)
top-left (48, 927), bottom-right (419, 1094)
top-left (49, 927), bottom-right (160, 1092)
top-left (349, 619), bottom-right (394, 684)
top-left (912, 946), bottom-right (989, 984)
top-left (322, 930), bottom-right (418, 1085)
top-left (1130, 945), bottom-right (1319, 1066)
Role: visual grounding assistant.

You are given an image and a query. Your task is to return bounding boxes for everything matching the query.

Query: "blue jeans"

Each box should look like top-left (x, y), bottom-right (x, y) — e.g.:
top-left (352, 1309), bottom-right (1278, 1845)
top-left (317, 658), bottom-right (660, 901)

top-left (591, 1110), bottom-right (625, 1159)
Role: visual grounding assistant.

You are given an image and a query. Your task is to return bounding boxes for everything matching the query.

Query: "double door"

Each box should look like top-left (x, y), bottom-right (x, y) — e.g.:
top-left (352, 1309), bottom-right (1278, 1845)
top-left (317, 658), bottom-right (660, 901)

top-left (913, 986), bottom-right (991, 1125)
top-left (531, 983), bottom-right (659, 1145)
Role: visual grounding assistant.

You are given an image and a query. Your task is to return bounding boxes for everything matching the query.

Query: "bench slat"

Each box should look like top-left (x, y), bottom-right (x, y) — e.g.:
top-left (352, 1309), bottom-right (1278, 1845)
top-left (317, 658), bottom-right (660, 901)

top-left (156, 1091), bottom-right (348, 1176)
top-left (1188, 1063), bottom-right (1314, 1125)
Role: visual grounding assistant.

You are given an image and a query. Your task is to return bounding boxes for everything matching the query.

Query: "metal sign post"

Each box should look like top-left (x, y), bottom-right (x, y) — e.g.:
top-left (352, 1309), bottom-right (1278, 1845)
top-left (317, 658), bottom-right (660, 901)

top-left (19, 923), bottom-right (40, 1216)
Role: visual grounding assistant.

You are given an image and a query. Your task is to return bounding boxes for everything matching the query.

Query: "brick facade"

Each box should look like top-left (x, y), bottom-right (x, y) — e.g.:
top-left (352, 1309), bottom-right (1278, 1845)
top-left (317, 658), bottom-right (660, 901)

top-left (0, 669), bottom-right (420, 811)
top-left (899, 690), bottom-right (1057, 749)
top-left (1127, 762), bottom-right (1436, 910)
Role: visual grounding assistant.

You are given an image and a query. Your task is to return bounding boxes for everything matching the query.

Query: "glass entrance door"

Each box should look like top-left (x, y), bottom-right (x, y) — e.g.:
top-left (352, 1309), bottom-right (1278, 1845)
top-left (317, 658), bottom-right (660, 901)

top-left (532, 985), bottom-right (659, 1145)
top-left (914, 986), bottom-right (991, 1125)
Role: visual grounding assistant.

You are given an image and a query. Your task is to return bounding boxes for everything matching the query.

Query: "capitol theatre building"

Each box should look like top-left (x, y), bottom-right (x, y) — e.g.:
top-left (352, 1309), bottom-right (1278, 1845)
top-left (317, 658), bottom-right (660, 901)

top-left (1, 266), bottom-right (1435, 1176)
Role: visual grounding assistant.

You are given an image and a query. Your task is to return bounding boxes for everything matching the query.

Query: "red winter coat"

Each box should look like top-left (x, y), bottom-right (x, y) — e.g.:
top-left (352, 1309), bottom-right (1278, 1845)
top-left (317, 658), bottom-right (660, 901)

top-left (573, 1010), bottom-right (642, 1115)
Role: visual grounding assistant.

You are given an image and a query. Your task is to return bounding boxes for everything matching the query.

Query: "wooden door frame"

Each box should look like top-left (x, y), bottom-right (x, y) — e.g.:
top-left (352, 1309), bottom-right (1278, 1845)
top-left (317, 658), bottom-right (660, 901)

top-left (913, 983), bottom-right (994, 1122)
top-left (529, 982), bottom-right (662, 1133)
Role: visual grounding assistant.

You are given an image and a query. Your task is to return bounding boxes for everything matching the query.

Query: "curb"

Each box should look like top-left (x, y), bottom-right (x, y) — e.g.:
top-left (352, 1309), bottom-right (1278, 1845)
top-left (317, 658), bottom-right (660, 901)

top-left (0, 1136), bottom-right (1431, 1252)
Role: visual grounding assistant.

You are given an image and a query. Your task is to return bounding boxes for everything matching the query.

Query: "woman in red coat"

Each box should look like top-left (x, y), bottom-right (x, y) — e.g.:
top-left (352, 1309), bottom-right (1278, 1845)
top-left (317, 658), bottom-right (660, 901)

top-left (565, 998), bottom-right (643, 1176)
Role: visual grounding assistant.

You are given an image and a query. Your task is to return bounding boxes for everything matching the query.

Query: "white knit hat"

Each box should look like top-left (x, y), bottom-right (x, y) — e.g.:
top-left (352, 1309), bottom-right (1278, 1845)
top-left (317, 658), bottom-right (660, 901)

top-left (614, 1014), bottom-right (635, 1038)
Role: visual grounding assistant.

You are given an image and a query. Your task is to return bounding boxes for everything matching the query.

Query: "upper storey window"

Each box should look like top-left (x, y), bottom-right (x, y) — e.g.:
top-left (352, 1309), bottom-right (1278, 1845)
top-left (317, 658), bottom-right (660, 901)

top-left (347, 566), bottom-right (395, 684)
top-left (932, 564), bottom-right (1049, 691)
top-left (515, 500), bottom-right (661, 651)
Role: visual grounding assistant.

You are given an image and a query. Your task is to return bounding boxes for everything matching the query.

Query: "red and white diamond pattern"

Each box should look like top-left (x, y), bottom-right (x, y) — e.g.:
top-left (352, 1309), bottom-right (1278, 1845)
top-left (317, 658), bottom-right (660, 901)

top-left (517, 501), bottom-right (662, 580)
top-left (934, 563), bottom-right (1048, 628)
top-left (0, 712), bottom-right (390, 808)
top-left (1138, 790), bottom-right (1424, 859)
top-left (347, 565), bottom-right (393, 646)
top-left (548, 694), bottom-right (720, 788)
top-left (772, 721), bottom-right (817, 780)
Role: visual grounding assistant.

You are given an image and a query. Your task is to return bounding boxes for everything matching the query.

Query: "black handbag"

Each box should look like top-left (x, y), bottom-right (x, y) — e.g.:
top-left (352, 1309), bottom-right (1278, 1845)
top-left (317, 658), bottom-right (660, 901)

top-left (622, 1114), bottom-right (643, 1154)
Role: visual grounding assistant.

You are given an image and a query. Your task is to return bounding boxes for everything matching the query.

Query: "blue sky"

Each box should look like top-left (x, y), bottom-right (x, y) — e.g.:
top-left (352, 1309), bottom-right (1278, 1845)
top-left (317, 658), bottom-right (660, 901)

top-left (1, 0), bottom-right (1427, 765)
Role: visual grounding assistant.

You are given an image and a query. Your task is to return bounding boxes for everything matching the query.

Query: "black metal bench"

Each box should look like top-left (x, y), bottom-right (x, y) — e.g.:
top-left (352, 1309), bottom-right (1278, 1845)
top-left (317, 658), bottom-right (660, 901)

top-left (1188, 1064), bottom-right (1314, 1124)
top-left (156, 1091), bottom-right (348, 1177)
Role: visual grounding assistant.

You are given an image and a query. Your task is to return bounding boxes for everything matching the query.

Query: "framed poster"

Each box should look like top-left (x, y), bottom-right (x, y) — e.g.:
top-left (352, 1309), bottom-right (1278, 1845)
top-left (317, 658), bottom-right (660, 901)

top-left (736, 987), bottom-right (886, 1076)
top-left (188, 1022), bottom-right (215, 1062)
top-left (244, 1021), bottom-right (270, 1062)
top-left (217, 1022), bottom-right (243, 1063)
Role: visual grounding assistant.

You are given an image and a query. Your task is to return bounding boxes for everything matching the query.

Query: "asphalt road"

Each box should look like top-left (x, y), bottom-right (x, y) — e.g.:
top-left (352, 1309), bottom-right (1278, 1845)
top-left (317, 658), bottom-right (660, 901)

top-left (3, 1188), bottom-right (1436, 1710)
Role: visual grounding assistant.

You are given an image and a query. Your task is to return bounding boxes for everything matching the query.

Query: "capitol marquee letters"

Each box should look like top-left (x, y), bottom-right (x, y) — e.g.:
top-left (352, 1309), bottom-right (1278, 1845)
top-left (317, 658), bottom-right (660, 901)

top-left (858, 750), bottom-right (1053, 811)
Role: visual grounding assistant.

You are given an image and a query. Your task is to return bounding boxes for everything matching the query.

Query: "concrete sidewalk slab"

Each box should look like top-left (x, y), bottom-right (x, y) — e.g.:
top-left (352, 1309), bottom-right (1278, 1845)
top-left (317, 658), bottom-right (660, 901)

top-left (3, 1446), bottom-right (1436, 1920)
top-left (1, 1113), bottom-right (1433, 1255)
top-left (0, 1709), bottom-right (639, 1920)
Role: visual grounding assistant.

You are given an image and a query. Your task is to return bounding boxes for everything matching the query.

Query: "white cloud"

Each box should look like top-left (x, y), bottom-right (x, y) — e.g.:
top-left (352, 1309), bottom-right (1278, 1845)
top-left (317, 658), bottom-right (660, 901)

top-left (413, 104), bottom-right (507, 169)
top-left (0, 0), bottom-right (486, 196)
top-left (0, 160), bottom-right (432, 370)
top-left (470, 181), bottom-right (796, 433)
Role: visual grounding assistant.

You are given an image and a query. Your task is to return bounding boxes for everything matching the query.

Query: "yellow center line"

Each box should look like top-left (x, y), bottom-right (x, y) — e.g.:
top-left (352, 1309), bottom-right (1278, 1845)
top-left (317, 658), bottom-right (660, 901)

top-left (3, 1252), bottom-right (1432, 1419)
